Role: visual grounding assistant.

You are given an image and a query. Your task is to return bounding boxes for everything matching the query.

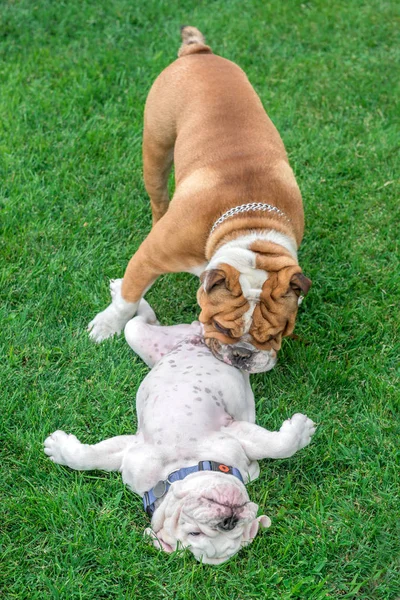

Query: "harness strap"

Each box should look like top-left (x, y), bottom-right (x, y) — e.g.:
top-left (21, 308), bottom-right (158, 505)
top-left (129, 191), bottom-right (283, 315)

top-left (143, 460), bottom-right (244, 517)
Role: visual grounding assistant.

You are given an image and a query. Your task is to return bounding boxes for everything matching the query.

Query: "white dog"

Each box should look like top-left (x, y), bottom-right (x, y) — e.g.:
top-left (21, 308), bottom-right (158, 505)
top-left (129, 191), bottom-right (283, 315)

top-left (45, 280), bottom-right (316, 565)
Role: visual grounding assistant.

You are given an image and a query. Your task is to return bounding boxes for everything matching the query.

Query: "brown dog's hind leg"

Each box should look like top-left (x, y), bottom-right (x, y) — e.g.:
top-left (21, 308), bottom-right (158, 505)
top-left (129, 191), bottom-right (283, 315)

top-left (142, 25), bottom-right (213, 227)
top-left (142, 71), bottom-right (179, 226)
top-left (143, 129), bottom-right (174, 226)
top-left (142, 26), bottom-right (212, 226)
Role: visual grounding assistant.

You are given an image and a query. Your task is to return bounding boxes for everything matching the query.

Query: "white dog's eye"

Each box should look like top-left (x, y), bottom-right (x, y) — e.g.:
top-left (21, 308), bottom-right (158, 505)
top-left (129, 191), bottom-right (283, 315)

top-left (189, 532), bottom-right (201, 536)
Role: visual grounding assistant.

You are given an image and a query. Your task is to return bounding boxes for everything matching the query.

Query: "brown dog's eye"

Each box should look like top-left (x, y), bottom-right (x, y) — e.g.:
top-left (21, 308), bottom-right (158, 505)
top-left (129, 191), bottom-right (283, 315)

top-left (213, 320), bottom-right (232, 337)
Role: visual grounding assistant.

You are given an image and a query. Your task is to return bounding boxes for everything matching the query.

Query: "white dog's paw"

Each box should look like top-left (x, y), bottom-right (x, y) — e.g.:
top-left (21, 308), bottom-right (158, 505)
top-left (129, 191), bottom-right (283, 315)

top-left (44, 430), bottom-right (82, 467)
top-left (88, 303), bottom-right (128, 342)
top-left (280, 413), bottom-right (316, 452)
top-left (136, 299), bottom-right (159, 325)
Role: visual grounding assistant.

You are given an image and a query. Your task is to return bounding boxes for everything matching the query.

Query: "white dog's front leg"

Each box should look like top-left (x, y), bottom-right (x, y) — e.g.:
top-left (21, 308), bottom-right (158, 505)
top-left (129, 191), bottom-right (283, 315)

top-left (88, 279), bottom-right (139, 343)
top-left (224, 413), bottom-right (316, 460)
top-left (44, 431), bottom-right (138, 471)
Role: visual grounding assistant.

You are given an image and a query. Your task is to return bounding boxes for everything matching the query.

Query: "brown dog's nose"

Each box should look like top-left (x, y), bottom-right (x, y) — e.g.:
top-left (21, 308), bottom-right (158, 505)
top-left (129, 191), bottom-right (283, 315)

top-left (219, 515), bottom-right (238, 531)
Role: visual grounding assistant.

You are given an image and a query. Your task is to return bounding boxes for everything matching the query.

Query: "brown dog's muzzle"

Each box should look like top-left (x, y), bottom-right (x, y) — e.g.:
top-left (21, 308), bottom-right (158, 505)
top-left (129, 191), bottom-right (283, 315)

top-left (205, 336), bottom-right (277, 373)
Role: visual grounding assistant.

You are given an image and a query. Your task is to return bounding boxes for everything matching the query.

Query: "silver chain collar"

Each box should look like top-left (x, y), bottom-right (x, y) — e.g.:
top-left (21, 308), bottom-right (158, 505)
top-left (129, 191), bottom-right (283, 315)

top-left (210, 202), bottom-right (290, 235)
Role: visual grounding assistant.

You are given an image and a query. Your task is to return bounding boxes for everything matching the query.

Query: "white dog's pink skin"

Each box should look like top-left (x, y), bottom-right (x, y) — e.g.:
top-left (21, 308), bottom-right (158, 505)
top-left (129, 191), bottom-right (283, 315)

top-left (45, 282), bottom-right (316, 564)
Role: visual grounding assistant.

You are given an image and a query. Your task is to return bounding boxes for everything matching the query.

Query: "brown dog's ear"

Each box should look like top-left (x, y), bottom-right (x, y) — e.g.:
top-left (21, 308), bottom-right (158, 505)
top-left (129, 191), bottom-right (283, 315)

top-left (201, 269), bottom-right (227, 293)
top-left (290, 273), bottom-right (312, 297)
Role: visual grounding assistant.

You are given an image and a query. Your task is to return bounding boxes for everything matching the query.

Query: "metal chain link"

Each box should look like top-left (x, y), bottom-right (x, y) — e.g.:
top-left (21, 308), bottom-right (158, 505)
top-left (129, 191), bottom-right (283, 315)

top-left (210, 202), bottom-right (291, 235)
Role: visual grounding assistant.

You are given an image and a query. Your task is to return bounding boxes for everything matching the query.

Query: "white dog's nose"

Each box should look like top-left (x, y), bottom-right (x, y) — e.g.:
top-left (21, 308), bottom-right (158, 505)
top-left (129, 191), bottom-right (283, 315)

top-left (219, 515), bottom-right (238, 531)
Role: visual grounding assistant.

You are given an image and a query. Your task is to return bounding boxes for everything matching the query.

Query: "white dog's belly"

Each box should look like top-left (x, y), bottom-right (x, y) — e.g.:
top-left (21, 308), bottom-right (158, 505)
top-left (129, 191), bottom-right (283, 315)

top-left (136, 338), bottom-right (251, 440)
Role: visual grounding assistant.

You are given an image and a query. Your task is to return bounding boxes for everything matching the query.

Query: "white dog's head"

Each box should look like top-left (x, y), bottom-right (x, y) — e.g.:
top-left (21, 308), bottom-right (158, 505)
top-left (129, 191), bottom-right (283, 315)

top-left (145, 472), bottom-right (271, 564)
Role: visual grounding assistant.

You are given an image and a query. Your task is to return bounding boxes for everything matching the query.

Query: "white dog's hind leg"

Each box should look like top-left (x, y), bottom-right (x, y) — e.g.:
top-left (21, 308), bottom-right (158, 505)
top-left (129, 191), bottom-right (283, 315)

top-left (224, 413), bottom-right (316, 461)
top-left (135, 298), bottom-right (160, 325)
top-left (88, 278), bottom-right (139, 343)
top-left (44, 431), bottom-right (138, 471)
top-left (125, 303), bottom-right (202, 367)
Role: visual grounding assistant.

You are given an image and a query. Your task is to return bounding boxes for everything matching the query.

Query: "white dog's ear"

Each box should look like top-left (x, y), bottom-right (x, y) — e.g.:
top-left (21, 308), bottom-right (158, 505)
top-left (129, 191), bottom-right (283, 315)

top-left (257, 515), bottom-right (271, 529)
top-left (242, 514), bottom-right (271, 545)
top-left (144, 527), bottom-right (174, 553)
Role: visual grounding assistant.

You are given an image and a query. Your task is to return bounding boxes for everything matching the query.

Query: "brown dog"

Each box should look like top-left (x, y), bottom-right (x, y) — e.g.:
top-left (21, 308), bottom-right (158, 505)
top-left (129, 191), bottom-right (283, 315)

top-left (88, 27), bottom-right (311, 373)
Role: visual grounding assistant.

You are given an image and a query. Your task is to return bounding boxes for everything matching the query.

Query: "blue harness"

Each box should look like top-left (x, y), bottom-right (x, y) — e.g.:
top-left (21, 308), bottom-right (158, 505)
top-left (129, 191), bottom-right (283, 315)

top-left (143, 460), bottom-right (244, 517)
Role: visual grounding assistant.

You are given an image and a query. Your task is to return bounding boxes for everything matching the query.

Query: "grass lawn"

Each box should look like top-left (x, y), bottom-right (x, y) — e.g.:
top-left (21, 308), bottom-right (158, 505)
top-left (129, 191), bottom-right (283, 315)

top-left (1, 0), bottom-right (399, 598)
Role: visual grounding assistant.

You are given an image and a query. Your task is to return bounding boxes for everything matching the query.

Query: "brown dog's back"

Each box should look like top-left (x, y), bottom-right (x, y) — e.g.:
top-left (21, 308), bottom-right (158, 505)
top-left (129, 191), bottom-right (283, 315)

top-left (143, 29), bottom-right (303, 244)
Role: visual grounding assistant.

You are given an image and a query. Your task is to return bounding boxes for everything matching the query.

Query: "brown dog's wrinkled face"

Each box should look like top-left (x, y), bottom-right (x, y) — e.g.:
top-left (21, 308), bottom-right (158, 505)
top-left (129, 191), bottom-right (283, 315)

top-left (197, 262), bottom-right (311, 373)
top-left (145, 472), bottom-right (271, 564)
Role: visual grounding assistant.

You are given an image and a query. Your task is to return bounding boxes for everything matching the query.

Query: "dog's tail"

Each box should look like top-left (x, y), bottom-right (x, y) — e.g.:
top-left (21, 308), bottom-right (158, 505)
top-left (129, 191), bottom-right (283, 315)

top-left (178, 26), bottom-right (212, 58)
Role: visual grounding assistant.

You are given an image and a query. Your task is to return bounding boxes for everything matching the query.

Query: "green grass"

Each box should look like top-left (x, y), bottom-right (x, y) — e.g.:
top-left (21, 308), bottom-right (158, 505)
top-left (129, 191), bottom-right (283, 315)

top-left (1, 0), bottom-right (399, 598)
